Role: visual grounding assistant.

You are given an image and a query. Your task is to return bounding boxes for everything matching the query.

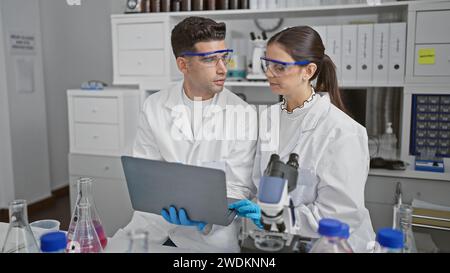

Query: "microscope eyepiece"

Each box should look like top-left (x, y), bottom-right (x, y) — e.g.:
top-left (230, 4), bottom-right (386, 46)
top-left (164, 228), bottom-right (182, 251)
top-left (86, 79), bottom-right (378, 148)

top-left (287, 153), bottom-right (299, 169)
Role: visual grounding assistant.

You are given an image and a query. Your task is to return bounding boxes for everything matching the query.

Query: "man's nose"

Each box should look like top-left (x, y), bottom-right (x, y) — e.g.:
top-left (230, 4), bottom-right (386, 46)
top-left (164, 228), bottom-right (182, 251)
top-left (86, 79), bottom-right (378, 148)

top-left (216, 58), bottom-right (227, 74)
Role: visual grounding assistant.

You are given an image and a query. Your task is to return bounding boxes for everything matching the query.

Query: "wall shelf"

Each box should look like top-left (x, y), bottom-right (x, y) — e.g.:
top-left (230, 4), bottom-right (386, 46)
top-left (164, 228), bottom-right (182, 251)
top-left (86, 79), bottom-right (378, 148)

top-left (113, 1), bottom-right (413, 20)
top-left (369, 168), bottom-right (450, 182)
top-left (225, 80), bottom-right (405, 88)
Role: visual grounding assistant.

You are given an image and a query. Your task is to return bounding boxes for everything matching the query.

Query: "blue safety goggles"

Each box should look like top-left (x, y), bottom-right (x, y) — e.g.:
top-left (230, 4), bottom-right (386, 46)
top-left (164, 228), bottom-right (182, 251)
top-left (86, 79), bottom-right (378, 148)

top-left (261, 57), bottom-right (311, 76)
top-left (180, 49), bottom-right (234, 67)
top-left (180, 49), bottom-right (234, 57)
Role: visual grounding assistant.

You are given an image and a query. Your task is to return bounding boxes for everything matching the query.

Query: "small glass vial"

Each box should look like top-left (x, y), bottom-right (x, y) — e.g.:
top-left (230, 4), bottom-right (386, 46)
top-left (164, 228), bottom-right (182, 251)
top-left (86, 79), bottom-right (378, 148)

top-left (181, 0), bottom-right (191, 11)
top-left (229, 0), bottom-right (239, 9)
top-left (172, 0), bottom-right (181, 11)
top-left (239, 0), bottom-right (248, 9)
top-left (207, 0), bottom-right (216, 10)
top-left (192, 0), bottom-right (203, 10)
top-left (161, 0), bottom-right (171, 11)
top-left (151, 0), bottom-right (161, 12)
top-left (218, 0), bottom-right (229, 9)
top-left (127, 229), bottom-right (150, 253)
top-left (140, 0), bottom-right (149, 12)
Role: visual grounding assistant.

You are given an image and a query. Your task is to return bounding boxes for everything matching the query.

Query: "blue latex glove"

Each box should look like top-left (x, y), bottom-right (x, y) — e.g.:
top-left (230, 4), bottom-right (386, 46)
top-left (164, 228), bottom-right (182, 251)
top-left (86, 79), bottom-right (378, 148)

top-left (161, 206), bottom-right (207, 232)
top-left (228, 199), bottom-right (263, 229)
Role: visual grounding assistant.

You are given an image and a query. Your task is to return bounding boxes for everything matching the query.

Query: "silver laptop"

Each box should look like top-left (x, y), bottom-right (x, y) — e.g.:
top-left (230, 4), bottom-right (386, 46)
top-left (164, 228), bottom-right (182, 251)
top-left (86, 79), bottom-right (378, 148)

top-left (121, 156), bottom-right (238, 226)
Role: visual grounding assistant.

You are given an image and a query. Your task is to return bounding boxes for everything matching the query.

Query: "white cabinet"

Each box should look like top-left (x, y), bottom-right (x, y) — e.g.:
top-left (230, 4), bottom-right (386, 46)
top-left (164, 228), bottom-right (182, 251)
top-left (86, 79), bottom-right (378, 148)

top-left (111, 15), bottom-right (171, 89)
top-left (406, 1), bottom-right (450, 84)
top-left (68, 89), bottom-right (140, 156)
top-left (67, 88), bottom-right (140, 236)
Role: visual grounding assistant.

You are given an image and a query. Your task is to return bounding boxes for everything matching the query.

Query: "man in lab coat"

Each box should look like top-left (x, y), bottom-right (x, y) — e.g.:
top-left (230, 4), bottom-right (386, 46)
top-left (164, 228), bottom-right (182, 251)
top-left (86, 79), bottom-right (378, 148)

top-left (132, 17), bottom-right (257, 252)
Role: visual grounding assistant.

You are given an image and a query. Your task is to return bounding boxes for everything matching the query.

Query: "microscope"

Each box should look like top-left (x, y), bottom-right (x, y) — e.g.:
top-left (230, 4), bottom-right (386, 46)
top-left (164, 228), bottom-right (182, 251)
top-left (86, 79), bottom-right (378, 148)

top-left (246, 31), bottom-right (267, 81)
top-left (242, 153), bottom-right (310, 252)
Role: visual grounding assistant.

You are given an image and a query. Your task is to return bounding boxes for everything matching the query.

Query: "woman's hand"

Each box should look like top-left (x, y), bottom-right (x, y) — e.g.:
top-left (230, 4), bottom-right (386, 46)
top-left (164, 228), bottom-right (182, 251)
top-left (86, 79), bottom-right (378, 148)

top-left (229, 199), bottom-right (263, 229)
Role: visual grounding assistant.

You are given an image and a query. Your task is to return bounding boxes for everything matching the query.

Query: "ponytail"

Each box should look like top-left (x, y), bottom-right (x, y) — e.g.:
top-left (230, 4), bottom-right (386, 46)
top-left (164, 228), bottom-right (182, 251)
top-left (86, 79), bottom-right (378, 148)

top-left (316, 54), bottom-right (348, 114)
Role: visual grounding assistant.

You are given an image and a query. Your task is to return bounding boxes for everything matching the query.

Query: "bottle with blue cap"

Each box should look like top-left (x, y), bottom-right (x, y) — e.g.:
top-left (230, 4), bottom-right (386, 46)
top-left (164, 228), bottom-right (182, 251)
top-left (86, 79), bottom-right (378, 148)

top-left (40, 231), bottom-right (67, 253)
top-left (338, 222), bottom-right (354, 253)
top-left (375, 228), bottom-right (404, 253)
top-left (309, 218), bottom-right (352, 253)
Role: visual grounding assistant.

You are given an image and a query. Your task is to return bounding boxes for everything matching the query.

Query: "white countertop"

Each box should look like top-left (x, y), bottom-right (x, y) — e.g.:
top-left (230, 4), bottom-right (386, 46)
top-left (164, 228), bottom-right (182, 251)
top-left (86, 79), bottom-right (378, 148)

top-left (0, 222), bottom-right (191, 253)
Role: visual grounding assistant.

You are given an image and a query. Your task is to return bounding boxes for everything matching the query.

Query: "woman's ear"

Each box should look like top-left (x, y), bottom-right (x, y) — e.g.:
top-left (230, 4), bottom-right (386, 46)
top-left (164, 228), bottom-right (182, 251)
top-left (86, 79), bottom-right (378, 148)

top-left (304, 63), bottom-right (318, 81)
top-left (176, 57), bottom-right (188, 74)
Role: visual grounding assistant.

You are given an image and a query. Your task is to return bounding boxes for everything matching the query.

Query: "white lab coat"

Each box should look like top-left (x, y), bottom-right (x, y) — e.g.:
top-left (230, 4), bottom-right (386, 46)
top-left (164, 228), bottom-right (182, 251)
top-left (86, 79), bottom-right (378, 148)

top-left (253, 93), bottom-right (375, 252)
top-left (132, 82), bottom-right (257, 252)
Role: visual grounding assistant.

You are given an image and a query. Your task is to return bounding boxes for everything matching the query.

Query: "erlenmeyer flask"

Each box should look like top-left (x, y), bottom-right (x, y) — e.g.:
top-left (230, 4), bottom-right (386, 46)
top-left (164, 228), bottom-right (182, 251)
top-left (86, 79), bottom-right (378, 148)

top-left (127, 229), bottom-right (149, 253)
top-left (66, 203), bottom-right (103, 253)
top-left (1, 200), bottom-right (39, 253)
top-left (67, 177), bottom-right (107, 248)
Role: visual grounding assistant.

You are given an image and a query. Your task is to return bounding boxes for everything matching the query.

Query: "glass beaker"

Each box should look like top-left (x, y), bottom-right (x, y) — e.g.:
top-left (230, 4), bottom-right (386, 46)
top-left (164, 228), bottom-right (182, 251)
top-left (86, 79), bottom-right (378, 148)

top-left (393, 204), bottom-right (417, 253)
top-left (127, 229), bottom-right (149, 253)
top-left (66, 204), bottom-right (103, 253)
top-left (67, 177), bottom-right (107, 249)
top-left (1, 200), bottom-right (39, 253)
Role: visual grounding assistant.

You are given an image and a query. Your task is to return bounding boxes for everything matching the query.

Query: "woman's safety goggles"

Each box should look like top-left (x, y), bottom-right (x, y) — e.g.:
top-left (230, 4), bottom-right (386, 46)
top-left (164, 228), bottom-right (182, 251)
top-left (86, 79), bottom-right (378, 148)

top-left (181, 49), bottom-right (234, 67)
top-left (261, 57), bottom-right (311, 77)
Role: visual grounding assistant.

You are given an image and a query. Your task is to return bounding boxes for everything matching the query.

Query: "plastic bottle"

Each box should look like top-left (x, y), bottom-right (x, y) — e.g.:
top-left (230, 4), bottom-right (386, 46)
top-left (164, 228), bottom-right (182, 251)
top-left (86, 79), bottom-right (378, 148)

top-left (337, 223), bottom-right (354, 253)
top-left (67, 177), bottom-right (107, 249)
top-left (66, 204), bottom-right (103, 253)
top-left (375, 228), bottom-right (404, 253)
top-left (309, 218), bottom-right (351, 253)
top-left (380, 122), bottom-right (398, 160)
top-left (40, 232), bottom-right (67, 253)
top-left (1, 200), bottom-right (40, 253)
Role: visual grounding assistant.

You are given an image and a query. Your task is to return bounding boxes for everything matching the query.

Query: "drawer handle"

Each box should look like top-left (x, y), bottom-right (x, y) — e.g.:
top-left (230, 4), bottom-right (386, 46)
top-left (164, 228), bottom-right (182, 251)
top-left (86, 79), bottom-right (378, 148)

top-left (104, 166), bottom-right (110, 171)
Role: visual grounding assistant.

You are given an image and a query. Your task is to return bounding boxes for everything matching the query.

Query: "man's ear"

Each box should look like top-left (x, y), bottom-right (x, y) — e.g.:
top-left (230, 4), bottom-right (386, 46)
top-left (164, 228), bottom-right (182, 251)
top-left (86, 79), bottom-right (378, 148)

top-left (304, 63), bottom-right (317, 81)
top-left (176, 57), bottom-right (188, 74)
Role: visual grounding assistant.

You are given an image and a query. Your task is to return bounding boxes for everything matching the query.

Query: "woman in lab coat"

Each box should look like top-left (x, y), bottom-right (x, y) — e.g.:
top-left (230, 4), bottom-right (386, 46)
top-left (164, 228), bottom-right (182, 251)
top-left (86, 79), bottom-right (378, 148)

top-left (230, 26), bottom-right (375, 252)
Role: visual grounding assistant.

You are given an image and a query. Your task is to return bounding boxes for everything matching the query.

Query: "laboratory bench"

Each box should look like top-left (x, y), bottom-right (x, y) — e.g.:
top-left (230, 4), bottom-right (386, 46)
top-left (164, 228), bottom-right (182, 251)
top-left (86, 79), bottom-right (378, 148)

top-left (0, 222), bottom-right (192, 253)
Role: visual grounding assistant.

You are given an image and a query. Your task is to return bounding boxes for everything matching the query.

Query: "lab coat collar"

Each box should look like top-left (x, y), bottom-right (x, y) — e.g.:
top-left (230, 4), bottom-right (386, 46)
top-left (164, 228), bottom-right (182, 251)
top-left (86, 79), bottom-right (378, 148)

top-left (274, 93), bottom-right (331, 159)
top-left (163, 81), bottom-right (229, 143)
top-left (164, 81), bottom-right (228, 111)
top-left (298, 92), bottom-right (331, 133)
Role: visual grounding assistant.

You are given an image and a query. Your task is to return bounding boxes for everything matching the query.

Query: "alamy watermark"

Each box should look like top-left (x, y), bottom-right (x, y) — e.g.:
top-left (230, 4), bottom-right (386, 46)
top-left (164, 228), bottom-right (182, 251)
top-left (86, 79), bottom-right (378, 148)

top-left (168, 100), bottom-right (280, 152)
top-left (66, 0), bottom-right (81, 6)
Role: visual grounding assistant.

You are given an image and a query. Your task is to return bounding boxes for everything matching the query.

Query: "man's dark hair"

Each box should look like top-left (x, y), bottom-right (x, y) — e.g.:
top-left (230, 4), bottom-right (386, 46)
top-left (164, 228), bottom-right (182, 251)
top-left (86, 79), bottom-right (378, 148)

top-left (171, 16), bottom-right (226, 58)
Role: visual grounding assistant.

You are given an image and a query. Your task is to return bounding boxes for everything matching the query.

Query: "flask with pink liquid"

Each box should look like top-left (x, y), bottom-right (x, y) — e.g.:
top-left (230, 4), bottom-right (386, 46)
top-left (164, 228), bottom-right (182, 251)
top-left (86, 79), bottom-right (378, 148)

top-left (67, 177), bottom-right (108, 251)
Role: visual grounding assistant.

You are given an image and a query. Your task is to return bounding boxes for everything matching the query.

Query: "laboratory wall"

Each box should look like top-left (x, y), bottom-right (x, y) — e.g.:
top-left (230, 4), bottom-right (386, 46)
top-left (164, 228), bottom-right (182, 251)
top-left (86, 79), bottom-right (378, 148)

top-left (0, 0), bottom-right (51, 205)
top-left (0, 9), bottom-right (15, 209)
top-left (39, 0), bottom-right (122, 191)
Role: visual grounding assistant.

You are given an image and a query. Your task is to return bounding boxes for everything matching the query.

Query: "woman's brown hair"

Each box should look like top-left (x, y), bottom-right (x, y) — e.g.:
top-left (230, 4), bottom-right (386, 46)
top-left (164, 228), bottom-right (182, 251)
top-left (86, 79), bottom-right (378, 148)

top-left (268, 26), bottom-right (347, 113)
